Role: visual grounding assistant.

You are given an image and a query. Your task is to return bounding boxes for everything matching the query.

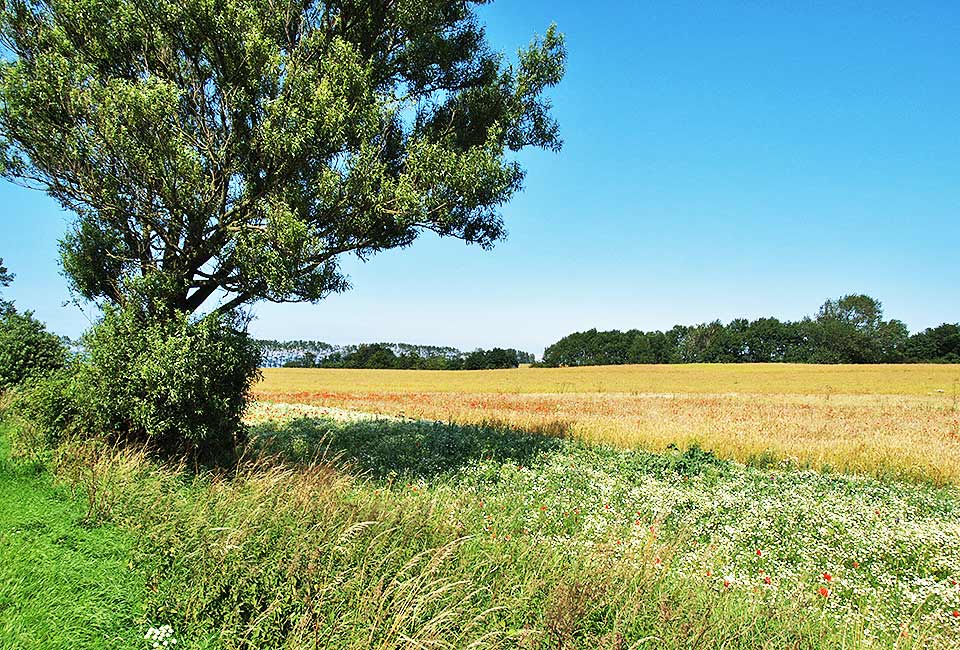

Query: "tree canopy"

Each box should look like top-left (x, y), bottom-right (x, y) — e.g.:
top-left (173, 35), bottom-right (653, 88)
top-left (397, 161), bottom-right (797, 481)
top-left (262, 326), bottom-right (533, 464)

top-left (0, 257), bottom-right (67, 390)
top-left (0, 0), bottom-right (565, 319)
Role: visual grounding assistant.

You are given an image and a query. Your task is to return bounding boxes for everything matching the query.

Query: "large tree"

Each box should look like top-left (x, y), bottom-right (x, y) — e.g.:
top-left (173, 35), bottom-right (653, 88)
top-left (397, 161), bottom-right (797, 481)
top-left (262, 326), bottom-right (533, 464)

top-left (0, 0), bottom-right (565, 319)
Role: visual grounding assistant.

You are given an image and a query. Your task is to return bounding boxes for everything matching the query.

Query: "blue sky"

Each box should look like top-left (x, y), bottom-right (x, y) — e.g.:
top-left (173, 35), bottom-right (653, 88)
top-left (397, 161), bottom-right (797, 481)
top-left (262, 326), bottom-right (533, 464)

top-left (1, 1), bottom-right (958, 354)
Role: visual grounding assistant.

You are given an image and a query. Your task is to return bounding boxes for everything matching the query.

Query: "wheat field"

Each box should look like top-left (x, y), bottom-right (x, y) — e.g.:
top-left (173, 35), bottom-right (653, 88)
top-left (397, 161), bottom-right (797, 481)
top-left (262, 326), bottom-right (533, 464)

top-left (255, 364), bottom-right (960, 484)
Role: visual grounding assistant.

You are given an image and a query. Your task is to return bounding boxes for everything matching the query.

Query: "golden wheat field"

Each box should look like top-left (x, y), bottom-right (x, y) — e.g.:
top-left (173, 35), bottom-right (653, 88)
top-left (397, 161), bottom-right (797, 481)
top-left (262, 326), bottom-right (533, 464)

top-left (254, 364), bottom-right (960, 484)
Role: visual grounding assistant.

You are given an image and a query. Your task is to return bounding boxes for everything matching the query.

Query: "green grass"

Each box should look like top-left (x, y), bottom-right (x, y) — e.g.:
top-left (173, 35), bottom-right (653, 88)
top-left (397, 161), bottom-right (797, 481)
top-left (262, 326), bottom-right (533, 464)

top-left (0, 423), bottom-right (145, 649)
top-left (2, 412), bottom-right (959, 648)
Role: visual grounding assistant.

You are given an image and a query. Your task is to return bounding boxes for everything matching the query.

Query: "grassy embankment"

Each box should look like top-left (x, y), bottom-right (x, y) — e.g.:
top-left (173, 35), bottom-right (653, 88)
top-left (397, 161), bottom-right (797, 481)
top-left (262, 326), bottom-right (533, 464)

top-left (255, 364), bottom-right (960, 484)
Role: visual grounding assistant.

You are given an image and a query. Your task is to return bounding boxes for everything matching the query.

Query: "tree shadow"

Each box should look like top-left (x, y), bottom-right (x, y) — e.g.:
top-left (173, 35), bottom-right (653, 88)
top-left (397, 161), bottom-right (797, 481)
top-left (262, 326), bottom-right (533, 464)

top-left (247, 416), bottom-right (569, 479)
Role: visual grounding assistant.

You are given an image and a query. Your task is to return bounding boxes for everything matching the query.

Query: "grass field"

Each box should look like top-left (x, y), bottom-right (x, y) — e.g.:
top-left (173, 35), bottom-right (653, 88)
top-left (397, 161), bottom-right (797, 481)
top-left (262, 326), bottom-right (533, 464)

top-left (255, 364), bottom-right (960, 484)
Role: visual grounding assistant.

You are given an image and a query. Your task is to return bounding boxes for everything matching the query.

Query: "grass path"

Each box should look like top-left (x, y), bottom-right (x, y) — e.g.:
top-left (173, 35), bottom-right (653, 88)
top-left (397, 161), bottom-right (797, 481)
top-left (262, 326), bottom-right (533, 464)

top-left (0, 425), bottom-right (145, 649)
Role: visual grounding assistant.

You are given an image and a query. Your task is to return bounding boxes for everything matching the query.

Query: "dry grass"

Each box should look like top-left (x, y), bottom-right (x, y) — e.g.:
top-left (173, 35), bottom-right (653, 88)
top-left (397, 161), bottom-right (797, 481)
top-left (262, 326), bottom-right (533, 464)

top-left (255, 364), bottom-right (960, 484)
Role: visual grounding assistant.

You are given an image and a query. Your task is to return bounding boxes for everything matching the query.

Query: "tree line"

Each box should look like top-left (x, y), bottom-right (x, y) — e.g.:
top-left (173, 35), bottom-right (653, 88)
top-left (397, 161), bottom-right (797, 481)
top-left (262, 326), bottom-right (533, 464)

top-left (258, 339), bottom-right (462, 360)
top-left (278, 342), bottom-right (535, 370)
top-left (541, 295), bottom-right (960, 367)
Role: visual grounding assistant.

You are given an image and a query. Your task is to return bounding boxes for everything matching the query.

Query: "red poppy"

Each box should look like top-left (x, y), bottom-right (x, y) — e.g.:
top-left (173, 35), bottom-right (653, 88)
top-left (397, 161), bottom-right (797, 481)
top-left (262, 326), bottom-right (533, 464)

top-left (818, 587), bottom-right (830, 598)
top-left (755, 549), bottom-right (762, 557)
top-left (706, 569), bottom-right (713, 577)
top-left (764, 575), bottom-right (772, 585)
top-left (950, 610), bottom-right (959, 618)
top-left (852, 561), bottom-right (860, 569)
top-left (539, 505), bottom-right (547, 511)
top-left (823, 572), bottom-right (832, 582)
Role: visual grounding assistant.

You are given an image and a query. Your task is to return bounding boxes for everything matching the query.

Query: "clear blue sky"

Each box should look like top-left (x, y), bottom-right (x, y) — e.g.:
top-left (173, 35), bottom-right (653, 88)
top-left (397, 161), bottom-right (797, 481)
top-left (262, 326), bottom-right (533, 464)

top-left (1, 1), bottom-right (957, 354)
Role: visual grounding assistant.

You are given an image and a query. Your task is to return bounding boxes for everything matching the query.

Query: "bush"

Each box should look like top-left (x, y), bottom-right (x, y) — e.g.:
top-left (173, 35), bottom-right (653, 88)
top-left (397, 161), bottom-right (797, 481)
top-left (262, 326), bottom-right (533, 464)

top-left (0, 309), bottom-right (66, 391)
top-left (5, 367), bottom-right (83, 452)
top-left (73, 307), bottom-right (262, 461)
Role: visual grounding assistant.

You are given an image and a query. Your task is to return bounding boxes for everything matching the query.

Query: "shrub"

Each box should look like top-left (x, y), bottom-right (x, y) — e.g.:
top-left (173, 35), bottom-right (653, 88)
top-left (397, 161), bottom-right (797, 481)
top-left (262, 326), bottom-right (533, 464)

top-left (5, 367), bottom-right (82, 452)
top-left (0, 309), bottom-right (66, 391)
top-left (73, 307), bottom-right (262, 461)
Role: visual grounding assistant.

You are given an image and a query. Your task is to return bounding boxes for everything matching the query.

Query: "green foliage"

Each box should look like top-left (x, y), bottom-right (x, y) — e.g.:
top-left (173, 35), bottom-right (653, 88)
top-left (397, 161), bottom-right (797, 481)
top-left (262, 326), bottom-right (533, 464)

top-left (340, 343), bottom-right (401, 369)
top-left (0, 0), bottom-right (565, 320)
top-left (463, 347), bottom-right (520, 369)
top-left (5, 368), bottom-right (82, 451)
top-left (0, 308), bottom-right (66, 391)
top-left (817, 294), bottom-right (883, 331)
top-left (905, 324), bottom-right (960, 363)
top-left (73, 307), bottom-right (261, 460)
top-left (0, 256), bottom-right (12, 314)
top-left (0, 258), bottom-right (11, 287)
top-left (542, 294), bottom-right (959, 366)
top-left (282, 351), bottom-right (318, 368)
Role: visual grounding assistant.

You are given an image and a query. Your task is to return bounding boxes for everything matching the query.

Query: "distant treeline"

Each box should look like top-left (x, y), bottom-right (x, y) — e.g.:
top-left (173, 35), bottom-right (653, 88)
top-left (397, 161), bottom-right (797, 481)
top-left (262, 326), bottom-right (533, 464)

top-left (541, 295), bottom-right (960, 367)
top-left (258, 340), bottom-right (535, 370)
top-left (259, 340), bottom-right (462, 359)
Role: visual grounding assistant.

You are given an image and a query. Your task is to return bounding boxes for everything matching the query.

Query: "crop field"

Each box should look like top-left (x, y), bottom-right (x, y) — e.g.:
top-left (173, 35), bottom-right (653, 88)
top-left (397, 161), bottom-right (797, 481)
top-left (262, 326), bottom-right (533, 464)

top-left (255, 364), bottom-right (960, 484)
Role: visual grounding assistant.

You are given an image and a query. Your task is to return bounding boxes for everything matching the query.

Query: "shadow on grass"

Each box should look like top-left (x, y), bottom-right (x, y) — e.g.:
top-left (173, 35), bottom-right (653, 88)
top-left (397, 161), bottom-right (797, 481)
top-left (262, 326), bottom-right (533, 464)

top-left (248, 416), bottom-right (569, 479)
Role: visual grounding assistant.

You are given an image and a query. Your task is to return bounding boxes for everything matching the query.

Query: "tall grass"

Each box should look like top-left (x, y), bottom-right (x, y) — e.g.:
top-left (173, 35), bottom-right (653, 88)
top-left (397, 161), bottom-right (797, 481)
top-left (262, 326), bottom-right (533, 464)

top-left (27, 414), bottom-right (957, 649)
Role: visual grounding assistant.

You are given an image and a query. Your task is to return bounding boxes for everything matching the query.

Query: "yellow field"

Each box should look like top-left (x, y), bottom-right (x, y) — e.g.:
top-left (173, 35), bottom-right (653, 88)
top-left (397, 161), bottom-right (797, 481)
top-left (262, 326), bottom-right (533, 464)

top-left (255, 364), bottom-right (960, 484)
